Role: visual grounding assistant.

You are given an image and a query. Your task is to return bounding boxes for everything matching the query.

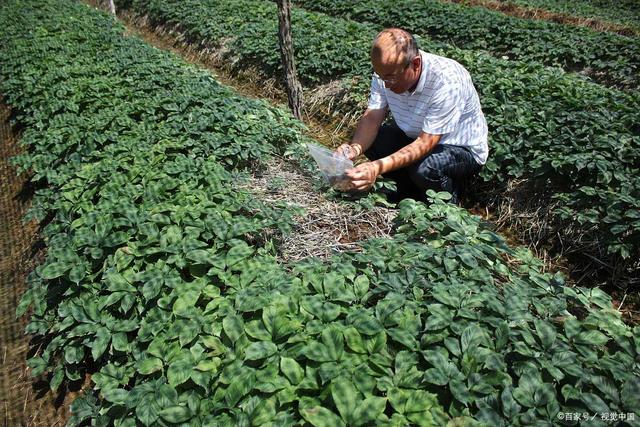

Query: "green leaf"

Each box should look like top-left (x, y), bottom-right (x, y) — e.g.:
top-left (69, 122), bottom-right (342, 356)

top-left (225, 372), bottom-right (255, 407)
top-left (300, 406), bottom-right (346, 427)
top-left (142, 276), bottom-right (163, 301)
top-left (621, 377), bottom-right (640, 411)
top-left (575, 330), bottom-right (609, 346)
top-left (40, 262), bottom-right (70, 280)
top-left (352, 396), bottom-right (386, 426)
top-left (226, 242), bottom-right (253, 266)
top-left (136, 394), bottom-right (160, 426)
top-left (195, 358), bottom-right (221, 372)
top-left (201, 336), bottom-right (226, 355)
top-left (322, 327), bottom-right (344, 361)
top-left (280, 357), bottom-right (304, 385)
top-left (460, 324), bottom-right (485, 353)
top-left (563, 316), bottom-right (581, 339)
top-left (223, 314), bottom-right (244, 342)
top-left (513, 373), bottom-right (538, 408)
top-left (92, 327), bottom-right (111, 360)
top-left (388, 327), bottom-right (418, 350)
top-left (343, 327), bottom-right (366, 354)
top-left (331, 377), bottom-right (358, 423)
top-left (405, 390), bottom-right (436, 413)
top-left (449, 380), bottom-right (472, 406)
top-left (580, 393), bottom-right (610, 414)
top-left (388, 388), bottom-right (410, 414)
top-left (50, 367), bottom-right (64, 391)
top-left (245, 341), bottom-right (277, 360)
top-left (103, 388), bottom-right (129, 405)
top-left (501, 386), bottom-right (521, 418)
top-left (137, 357), bottom-right (163, 375)
top-left (167, 358), bottom-right (192, 387)
top-left (304, 341), bottom-right (333, 362)
top-left (159, 405), bottom-right (192, 424)
top-left (533, 319), bottom-right (556, 349)
top-left (353, 275), bottom-right (369, 299)
top-left (349, 312), bottom-right (383, 336)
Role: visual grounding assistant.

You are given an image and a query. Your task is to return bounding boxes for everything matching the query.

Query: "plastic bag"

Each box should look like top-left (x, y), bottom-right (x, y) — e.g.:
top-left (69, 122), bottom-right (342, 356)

top-left (306, 142), bottom-right (353, 190)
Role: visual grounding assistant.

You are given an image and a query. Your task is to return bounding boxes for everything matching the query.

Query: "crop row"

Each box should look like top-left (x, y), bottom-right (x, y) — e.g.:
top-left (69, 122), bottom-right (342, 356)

top-left (495, 0), bottom-right (640, 33)
top-left (4, 0), bottom-right (640, 425)
top-left (290, 0), bottom-right (640, 90)
top-left (117, 0), bottom-right (640, 287)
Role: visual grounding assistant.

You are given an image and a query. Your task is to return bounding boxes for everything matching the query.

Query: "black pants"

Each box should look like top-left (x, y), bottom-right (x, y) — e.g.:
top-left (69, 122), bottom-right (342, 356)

top-left (365, 125), bottom-right (482, 204)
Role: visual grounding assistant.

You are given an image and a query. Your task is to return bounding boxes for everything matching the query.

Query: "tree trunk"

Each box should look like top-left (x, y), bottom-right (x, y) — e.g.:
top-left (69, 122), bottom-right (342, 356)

top-left (107, 0), bottom-right (116, 15)
top-left (276, 0), bottom-right (303, 120)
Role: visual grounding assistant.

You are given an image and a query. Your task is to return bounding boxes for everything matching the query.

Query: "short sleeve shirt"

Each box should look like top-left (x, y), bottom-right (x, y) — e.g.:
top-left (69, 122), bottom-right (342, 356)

top-left (368, 51), bottom-right (489, 165)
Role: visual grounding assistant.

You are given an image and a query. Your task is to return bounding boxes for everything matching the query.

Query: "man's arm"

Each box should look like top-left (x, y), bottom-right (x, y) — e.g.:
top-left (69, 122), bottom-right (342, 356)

top-left (346, 131), bottom-right (441, 191)
top-left (374, 132), bottom-right (441, 175)
top-left (336, 107), bottom-right (388, 159)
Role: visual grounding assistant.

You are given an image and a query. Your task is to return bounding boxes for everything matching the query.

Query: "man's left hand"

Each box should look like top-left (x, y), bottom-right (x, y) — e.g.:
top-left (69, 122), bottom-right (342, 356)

top-left (345, 161), bottom-right (381, 191)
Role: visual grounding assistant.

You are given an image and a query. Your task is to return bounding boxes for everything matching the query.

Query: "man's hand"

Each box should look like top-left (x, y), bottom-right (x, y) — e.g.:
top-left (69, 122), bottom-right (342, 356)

top-left (345, 161), bottom-right (381, 191)
top-left (334, 143), bottom-right (362, 161)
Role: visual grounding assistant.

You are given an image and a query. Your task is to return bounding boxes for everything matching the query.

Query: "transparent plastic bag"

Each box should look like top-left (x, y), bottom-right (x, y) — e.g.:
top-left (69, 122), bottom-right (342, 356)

top-left (306, 142), bottom-right (353, 191)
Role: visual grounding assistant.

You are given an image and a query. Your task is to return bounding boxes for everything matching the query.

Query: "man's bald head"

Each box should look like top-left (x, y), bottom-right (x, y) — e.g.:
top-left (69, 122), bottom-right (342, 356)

top-left (371, 28), bottom-right (418, 68)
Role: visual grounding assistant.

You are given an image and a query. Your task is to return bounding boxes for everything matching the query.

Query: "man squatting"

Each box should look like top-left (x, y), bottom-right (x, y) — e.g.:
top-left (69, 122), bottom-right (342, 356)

top-left (336, 28), bottom-right (489, 205)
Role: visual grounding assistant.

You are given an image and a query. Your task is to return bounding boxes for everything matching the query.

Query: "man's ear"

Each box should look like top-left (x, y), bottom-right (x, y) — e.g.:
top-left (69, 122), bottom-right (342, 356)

top-left (411, 55), bottom-right (421, 71)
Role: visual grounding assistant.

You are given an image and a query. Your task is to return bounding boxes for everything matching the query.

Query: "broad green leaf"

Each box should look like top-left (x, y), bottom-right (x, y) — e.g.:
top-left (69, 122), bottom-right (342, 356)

top-left (226, 242), bottom-right (253, 266)
top-left (388, 327), bottom-right (418, 350)
top-left (575, 330), bottom-right (609, 346)
top-left (223, 314), bottom-right (244, 342)
top-left (300, 406), bottom-right (346, 427)
top-left (322, 327), bottom-right (344, 361)
top-left (580, 393), bottom-right (610, 414)
top-left (280, 357), bottom-right (304, 385)
top-left (136, 394), bottom-right (160, 426)
top-left (352, 396), bottom-right (386, 426)
top-left (103, 388), bottom-right (129, 405)
top-left (449, 380), bottom-right (472, 406)
top-left (304, 341), bottom-right (333, 362)
top-left (365, 331), bottom-right (387, 354)
top-left (533, 319), bottom-right (556, 349)
top-left (501, 386), bottom-right (521, 418)
top-left (349, 312), bottom-right (383, 336)
top-left (460, 324), bottom-right (485, 353)
top-left (224, 373), bottom-right (255, 407)
top-left (353, 275), bottom-right (369, 299)
top-left (40, 262), bottom-right (70, 280)
top-left (405, 390), bottom-right (437, 413)
top-left (621, 377), bottom-right (640, 411)
top-left (331, 377), bottom-right (358, 423)
top-left (195, 358), bottom-right (221, 372)
top-left (137, 357), bottom-right (163, 375)
top-left (563, 317), bottom-right (581, 339)
top-left (142, 272), bottom-right (164, 301)
top-left (159, 406), bottom-right (192, 424)
top-left (513, 373), bottom-right (538, 408)
top-left (388, 388), bottom-right (410, 414)
top-left (92, 327), bottom-right (111, 360)
top-left (245, 341), bottom-right (277, 360)
top-left (343, 327), bottom-right (366, 354)
top-left (167, 359), bottom-right (192, 387)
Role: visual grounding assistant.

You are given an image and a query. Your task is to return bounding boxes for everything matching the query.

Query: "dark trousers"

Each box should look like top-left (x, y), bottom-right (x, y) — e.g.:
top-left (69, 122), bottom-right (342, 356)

top-left (365, 125), bottom-right (482, 204)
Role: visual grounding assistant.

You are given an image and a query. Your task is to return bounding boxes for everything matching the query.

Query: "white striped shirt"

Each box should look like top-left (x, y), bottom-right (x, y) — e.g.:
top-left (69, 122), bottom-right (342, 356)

top-left (368, 51), bottom-right (489, 165)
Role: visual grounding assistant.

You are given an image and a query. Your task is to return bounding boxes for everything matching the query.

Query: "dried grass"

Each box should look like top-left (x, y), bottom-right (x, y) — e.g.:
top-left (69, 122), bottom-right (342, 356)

top-left (240, 158), bottom-right (397, 262)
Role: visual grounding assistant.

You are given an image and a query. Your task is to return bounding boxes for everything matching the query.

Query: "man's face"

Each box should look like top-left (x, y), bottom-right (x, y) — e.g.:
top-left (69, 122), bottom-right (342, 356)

top-left (373, 55), bottom-right (421, 94)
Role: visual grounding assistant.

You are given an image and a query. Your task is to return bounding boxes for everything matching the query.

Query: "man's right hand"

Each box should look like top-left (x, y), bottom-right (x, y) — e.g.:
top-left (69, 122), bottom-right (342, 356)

top-left (334, 143), bottom-right (361, 161)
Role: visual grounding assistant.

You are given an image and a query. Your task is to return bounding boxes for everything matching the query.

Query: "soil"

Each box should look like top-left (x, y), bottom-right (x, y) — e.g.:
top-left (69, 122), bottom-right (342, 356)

top-left (0, 103), bottom-right (72, 425)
